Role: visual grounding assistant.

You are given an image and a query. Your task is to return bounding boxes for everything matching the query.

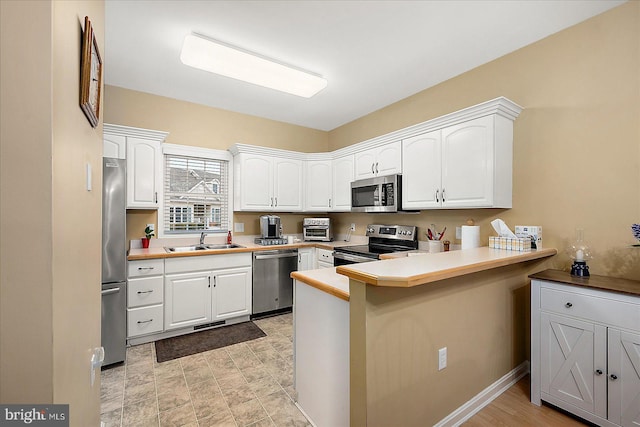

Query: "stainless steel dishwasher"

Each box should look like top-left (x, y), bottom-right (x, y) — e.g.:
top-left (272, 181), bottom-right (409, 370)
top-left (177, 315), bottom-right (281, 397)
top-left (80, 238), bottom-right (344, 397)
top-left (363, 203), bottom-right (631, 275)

top-left (252, 249), bottom-right (298, 317)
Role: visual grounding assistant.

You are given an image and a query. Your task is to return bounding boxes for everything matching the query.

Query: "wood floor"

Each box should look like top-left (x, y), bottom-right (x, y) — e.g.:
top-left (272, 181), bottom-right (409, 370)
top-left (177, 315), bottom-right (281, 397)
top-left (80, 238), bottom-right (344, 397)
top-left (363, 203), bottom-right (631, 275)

top-left (463, 375), bottom-right (591, 427)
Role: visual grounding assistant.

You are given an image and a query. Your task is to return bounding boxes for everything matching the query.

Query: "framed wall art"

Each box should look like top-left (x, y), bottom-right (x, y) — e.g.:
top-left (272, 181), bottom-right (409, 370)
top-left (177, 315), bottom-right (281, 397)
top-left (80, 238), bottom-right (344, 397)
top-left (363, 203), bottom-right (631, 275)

top-left (80, 16), bottom-right (102, 128)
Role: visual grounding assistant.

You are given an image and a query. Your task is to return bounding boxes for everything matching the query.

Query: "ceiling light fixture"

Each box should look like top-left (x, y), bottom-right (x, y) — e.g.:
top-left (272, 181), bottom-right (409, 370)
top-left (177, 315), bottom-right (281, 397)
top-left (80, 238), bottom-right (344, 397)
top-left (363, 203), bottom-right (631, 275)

top-left (180, 33), bottom-right (327, 98)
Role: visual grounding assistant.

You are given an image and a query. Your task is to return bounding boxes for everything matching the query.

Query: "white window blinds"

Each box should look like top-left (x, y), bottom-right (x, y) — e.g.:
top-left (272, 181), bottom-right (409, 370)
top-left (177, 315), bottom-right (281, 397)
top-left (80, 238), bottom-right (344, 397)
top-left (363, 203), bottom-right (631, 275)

top-left (163, 154), bottom-right (229, 234)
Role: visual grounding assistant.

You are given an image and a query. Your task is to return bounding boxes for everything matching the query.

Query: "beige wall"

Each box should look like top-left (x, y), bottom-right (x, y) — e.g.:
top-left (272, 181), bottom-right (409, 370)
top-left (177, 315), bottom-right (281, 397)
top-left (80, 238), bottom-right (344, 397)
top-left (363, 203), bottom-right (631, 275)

top-left (0, 1), bottom-right (103, 424)
top-left (349, 261), bottom-right (549, 426)
top-left (330, 2), bottom-right (640, 280)
top-left (104, 86), bottom-right (329, 243)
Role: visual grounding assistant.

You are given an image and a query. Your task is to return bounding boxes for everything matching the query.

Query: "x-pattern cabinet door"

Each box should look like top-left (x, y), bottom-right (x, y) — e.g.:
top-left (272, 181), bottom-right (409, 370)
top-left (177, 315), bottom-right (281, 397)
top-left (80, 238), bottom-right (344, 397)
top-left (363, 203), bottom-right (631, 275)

top-left (608, 329), bottom-right (640, 427)
top-left (540, 312), bottom-right (606, 416)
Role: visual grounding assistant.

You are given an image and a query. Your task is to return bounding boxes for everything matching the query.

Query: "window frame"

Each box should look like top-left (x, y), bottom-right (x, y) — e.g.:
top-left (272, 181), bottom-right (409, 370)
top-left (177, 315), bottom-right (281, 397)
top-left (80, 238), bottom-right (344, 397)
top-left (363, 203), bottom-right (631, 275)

top-left (159, 143), bottom-right (233, 238)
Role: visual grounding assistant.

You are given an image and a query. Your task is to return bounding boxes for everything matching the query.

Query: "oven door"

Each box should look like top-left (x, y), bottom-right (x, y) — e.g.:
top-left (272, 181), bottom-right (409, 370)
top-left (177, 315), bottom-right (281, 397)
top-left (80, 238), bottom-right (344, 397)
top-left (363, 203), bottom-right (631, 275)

top-left (333, 251), bottom-right (377, 266)
top-left (303, 226), bottom-right (330, 241)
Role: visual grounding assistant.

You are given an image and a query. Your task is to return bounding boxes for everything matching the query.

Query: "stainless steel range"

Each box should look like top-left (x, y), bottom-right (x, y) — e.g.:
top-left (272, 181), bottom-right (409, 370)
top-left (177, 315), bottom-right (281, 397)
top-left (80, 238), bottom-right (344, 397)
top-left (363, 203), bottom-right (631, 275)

top-left (333, 224), bottom-right (418, 266)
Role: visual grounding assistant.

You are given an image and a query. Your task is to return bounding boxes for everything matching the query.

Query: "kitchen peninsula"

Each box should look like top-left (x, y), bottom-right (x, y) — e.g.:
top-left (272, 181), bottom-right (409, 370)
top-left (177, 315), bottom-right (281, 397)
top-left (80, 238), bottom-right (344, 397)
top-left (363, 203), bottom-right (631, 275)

top-left (291, 246), bottom-right (557, 427)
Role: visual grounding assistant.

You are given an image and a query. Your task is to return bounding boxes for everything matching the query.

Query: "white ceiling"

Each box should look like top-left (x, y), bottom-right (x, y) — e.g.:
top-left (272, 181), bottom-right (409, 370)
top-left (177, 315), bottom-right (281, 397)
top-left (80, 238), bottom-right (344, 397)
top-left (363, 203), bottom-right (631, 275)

top-left (105, 0), bottom-right (624, 131)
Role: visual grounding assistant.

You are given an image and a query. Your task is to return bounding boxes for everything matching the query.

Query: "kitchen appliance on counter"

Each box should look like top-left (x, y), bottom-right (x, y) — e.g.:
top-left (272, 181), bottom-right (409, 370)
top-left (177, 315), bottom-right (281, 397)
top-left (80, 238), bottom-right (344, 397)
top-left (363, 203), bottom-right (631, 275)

top-left (252, 249), bottom-right (298, 317)
top-left (333, 224), bottom-right (418, 265)
top-left (303, 217), bottom-right (332, 242)
top-left (255, 215), bottom-right (288, 245)
top-left (101, 158), bottom-right (127, 366)
top-left (351, 174), bottom-right (410, 213)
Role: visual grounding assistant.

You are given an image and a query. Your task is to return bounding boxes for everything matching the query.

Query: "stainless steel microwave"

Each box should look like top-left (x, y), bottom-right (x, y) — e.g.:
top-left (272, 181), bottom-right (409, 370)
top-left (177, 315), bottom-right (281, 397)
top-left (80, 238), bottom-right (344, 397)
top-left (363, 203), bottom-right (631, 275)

top-left (351, 174), bottom-right (403, 213)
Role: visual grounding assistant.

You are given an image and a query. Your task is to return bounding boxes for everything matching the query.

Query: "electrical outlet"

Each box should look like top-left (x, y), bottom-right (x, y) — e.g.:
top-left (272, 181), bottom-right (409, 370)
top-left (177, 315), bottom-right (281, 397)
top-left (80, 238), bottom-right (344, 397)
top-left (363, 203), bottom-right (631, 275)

top-left (234, 222), bottom-right (244, 232)
top-left (438, 347), bottom-right (447, 370)
top-left (456, 226), bottom-right (462, 240)
top-left (350, 223), bottom-right (356, 231)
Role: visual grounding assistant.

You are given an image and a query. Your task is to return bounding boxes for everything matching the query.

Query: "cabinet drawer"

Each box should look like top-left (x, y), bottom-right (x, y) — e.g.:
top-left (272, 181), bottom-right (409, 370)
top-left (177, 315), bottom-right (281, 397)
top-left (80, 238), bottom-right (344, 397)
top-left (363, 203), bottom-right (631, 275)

top-left (127, 305), bottom-right (163, 338)
top-left (540, 286), bottom-right (640, 330)
top-left (317, 248), bottom-right (334, 264)
top-left (128, 276), bottom-right (163, 308)
top-left (128, 259), bottom-right (164, 277)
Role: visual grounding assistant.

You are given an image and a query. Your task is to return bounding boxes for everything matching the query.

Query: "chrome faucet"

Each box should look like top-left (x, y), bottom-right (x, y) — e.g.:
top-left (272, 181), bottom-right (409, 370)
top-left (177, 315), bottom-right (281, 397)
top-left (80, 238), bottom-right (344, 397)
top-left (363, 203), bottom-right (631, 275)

top-left (200, 232), bottom-right (208, 245)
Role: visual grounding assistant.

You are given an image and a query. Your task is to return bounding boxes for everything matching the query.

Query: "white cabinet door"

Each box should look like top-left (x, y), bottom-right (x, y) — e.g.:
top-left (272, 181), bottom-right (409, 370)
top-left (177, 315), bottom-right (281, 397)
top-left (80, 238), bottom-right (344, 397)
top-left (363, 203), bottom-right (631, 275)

top-left (540, 312), bottom-right (604, 416)
top-left (298, 248), bottom-right (315, 271)
top-left (273, 158), bottom-right (303, 211)
top-left (608, 329), bottom-right (640, 427)
top-left (164, 271), bottom-right (212, 330)
top-left (402, 131), bottom-right (441, 209)
top-left (103, 134), bottom-right (126, 159)
top-left (305, 160), bottom-right (332, 211)
top-left (441, 116), bottom-right (495, 208)
top-left (332, 155), bottom-right (353, 211)
top-left (213, 267), bottom-right (252, 321)
top-left (376, 141), bottom-right (402, 177)
top-left (354, 141), bottom-right (401, 179)
top-left (236, 154), bottom-right (273, 211)
top-left (126, 137), bottom-right (162, 209)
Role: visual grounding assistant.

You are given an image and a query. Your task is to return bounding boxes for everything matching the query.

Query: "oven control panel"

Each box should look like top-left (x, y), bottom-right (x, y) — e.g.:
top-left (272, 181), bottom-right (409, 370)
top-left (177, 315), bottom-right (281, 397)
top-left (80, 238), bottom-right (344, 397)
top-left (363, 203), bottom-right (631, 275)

top-left (365, 224), bottom-right (416, 241)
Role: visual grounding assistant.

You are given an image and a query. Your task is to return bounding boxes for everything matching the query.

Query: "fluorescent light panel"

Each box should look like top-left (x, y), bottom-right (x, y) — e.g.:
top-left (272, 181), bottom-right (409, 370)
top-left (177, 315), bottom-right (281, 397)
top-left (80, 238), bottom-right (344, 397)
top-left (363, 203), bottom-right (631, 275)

top-left (180, 33), bottom-right (327, 98)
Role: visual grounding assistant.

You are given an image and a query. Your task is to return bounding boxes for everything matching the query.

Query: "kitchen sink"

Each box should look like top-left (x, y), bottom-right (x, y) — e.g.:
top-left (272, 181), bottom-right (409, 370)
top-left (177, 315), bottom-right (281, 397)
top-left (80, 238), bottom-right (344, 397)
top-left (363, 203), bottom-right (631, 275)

top-left (164, 243), bottom-right (245, 253)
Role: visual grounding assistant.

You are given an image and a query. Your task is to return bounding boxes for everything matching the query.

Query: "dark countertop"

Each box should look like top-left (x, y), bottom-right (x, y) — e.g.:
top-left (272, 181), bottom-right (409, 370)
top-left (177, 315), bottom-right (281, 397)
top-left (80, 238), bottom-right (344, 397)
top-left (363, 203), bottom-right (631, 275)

top-left (529, 269), bottom-right (640, 296)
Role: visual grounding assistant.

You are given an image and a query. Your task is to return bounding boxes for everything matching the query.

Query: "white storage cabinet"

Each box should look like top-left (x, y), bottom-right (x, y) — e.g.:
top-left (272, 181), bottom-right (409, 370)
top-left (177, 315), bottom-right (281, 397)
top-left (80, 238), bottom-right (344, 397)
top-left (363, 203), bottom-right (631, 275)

top-left (305, 160), bottom-right (333, 211)
top-left (402, 115), bottom-right (513, 209)
top-left (354, 141), bottom-right (401, 180)
top-left (234, 152), bottom-right (303, 212)
top-left (531, 275), bottom-right (640, 427)
top-left (297, 247), bottom-right (316, 271)
top-left (127, 259), bottom-right (165, 339)
top-left (164, 253), bottom-right (252, 331)
top-left (332, 155), bottom-right (354, 212)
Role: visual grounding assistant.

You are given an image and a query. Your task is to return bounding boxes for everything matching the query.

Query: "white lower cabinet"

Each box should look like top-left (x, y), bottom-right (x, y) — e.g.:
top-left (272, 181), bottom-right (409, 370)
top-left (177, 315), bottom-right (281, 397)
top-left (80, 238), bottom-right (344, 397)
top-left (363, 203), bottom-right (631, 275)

top-left (212, 267), bottom-right (252, 321)
top-left (532, 275), bottom-right (640, 427)
top-left (164, 271), bottom-right (213, 330)
top-left (317, 248), bottom-right (334, 269)
top-left (127, 259), bottom-right (165, 339)
top-left (297, 248), bottom-right (315, 271)
top-left (164, 253), bottom-right (253, 332)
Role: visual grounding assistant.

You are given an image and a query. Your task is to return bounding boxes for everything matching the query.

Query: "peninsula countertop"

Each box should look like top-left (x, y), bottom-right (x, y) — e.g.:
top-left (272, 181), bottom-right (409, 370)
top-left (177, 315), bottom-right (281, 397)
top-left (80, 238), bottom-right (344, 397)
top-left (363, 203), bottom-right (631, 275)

top-left (291, 247), bottom-right (557, 300)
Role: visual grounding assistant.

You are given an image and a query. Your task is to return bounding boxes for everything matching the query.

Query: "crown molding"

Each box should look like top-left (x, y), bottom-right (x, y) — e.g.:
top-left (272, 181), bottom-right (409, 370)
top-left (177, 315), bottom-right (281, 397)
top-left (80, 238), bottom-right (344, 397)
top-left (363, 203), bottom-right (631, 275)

top-left (103, 124), bottom-right (169, 142)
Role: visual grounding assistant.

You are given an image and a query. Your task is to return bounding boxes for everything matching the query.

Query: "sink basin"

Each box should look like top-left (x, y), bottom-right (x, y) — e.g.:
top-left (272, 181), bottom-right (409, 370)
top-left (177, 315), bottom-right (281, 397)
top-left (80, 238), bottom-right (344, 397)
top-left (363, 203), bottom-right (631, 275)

top-left (204, 244), bottom-right (245, 250)
top-left (165, 245), bottom-right (208, 253)
top-left (164, 243), bottom-right (245, 253)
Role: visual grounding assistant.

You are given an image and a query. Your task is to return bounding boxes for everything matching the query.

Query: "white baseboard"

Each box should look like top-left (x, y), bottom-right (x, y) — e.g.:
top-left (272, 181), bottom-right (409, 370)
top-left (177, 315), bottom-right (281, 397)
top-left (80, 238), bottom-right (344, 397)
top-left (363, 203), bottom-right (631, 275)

top-left (434, 361), bottom-right (530, 427)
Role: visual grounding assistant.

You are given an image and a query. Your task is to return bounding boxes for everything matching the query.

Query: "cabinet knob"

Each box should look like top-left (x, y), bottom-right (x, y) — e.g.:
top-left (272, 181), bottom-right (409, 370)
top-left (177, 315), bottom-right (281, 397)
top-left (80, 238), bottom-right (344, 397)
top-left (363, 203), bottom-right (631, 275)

top-left (595, 369), bottom-right (603, 375)
top-left (565, 302), bottom-right (573, 308)
top-left (610, 374), bottom-right (618, 381)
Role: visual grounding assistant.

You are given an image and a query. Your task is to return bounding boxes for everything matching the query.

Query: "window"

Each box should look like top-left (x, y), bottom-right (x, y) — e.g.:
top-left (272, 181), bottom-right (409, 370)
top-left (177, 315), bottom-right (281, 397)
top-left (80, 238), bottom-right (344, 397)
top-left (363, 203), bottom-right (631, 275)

top-left (163, 149), bottom-right (230, 234)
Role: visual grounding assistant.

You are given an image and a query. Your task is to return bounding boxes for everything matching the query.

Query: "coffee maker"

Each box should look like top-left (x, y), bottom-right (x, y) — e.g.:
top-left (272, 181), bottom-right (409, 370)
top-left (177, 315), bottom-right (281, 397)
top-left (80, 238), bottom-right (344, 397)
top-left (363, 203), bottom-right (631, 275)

top-left (256, 215), bottom-right (286, 245)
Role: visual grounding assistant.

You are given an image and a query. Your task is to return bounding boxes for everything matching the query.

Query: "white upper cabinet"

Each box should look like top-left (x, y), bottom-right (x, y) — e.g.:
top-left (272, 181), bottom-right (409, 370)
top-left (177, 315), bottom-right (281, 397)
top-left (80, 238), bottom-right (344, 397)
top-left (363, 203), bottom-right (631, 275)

top-left (332, 155), bottom-right (354, 212)
top-left (304, 160), bottom-right (333, 211)
top-left (104, 124), bottom-right (168, 210)
top-left (354, 141), bottom-right (402, 180)
top-left (103, 134), bottom-right (126, 159)
top-left (402, 114), bottom-right (513, 209)
top-left (126, 137), bottom-right (162, 209)
top-left (234, 152), bottom-right (303, 212)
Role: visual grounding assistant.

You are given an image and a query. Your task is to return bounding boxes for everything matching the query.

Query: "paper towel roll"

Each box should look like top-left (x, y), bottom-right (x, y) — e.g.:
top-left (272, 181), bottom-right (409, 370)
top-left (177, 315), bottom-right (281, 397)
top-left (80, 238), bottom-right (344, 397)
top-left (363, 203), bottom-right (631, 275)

top-left (461, 225), bottom-right (480, 249)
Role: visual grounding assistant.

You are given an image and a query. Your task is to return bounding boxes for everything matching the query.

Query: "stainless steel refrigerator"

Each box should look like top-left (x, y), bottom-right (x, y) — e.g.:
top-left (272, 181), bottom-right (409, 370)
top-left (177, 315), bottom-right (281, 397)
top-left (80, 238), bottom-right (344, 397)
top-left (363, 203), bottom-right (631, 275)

top-left (101, 157), bottom-right (127, 366)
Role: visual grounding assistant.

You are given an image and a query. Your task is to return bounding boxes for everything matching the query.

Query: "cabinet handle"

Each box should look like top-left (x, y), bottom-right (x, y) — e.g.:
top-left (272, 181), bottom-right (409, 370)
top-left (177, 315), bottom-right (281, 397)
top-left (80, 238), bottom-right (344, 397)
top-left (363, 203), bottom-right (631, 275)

top-left (329, 198), bottom-right (332, 207)
top-left (375, 162), bottom-right (379, 174)
top-left (595, 369), bottom-right (603, 375)
top-left (609, 374), bottom-right (618, 381)
top-left (270, 197), bottom-right (273, 207)
top-left (371, 163), bottom-right (375, 174)
top-left (565, 302), bottom-right (573, 308)
top-left (213, 276), bottom-right (216, 287)
top-left (138, 267), bottom-right (154, 270)
top-left (442, 188), bottom-right (445, 202)
top-left (208, 276), bottom-right (211, 288)
top-left (137, 319), bottom-right (153, 324)
top-left (275, 197), bottom-right (277, 207)
top-left (436, 190), bottom-right (440, 203)
top-left (155, 192), bottom-right (158, 203)
top-left (137, 290), bottom-right (153, 294)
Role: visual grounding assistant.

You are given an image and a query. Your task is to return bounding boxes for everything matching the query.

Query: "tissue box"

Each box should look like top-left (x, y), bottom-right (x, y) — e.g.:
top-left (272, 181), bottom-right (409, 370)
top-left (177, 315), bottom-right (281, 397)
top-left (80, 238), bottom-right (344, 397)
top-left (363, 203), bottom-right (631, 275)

top-left (489, 236), bottom-right (531, 251)
top-left (515, 225), bottom-right (543, 249)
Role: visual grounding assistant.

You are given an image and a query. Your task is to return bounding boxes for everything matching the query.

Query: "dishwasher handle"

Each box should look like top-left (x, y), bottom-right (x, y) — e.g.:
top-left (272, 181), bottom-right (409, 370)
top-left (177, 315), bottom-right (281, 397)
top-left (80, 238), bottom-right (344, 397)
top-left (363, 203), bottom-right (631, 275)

top-left (254, 252), bottom-right (298, 260)
top-left (101, 287), bottom-right (121, 296)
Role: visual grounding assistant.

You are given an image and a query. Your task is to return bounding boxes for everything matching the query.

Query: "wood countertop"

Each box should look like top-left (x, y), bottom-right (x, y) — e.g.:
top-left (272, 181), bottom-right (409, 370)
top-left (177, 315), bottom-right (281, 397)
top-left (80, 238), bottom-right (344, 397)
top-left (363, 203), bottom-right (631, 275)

top-left (336, 247), bottom-right (557, 288)
top-left (127, 240), bottom-right (356, 261)
top-left (530, 269), bottom-right (640, 296)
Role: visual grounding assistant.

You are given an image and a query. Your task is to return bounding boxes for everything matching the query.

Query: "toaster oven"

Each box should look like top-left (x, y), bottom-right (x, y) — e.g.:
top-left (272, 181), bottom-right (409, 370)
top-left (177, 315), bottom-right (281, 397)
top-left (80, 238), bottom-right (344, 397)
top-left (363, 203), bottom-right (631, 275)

top-left (303, 218), bottom-right (332, 242)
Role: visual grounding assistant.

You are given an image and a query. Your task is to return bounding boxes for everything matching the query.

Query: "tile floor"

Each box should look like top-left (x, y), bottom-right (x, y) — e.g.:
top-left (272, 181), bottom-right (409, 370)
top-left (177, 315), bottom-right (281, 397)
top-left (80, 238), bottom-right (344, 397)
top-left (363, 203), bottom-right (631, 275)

top-left (100, 313), bottom-right (311, 427)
